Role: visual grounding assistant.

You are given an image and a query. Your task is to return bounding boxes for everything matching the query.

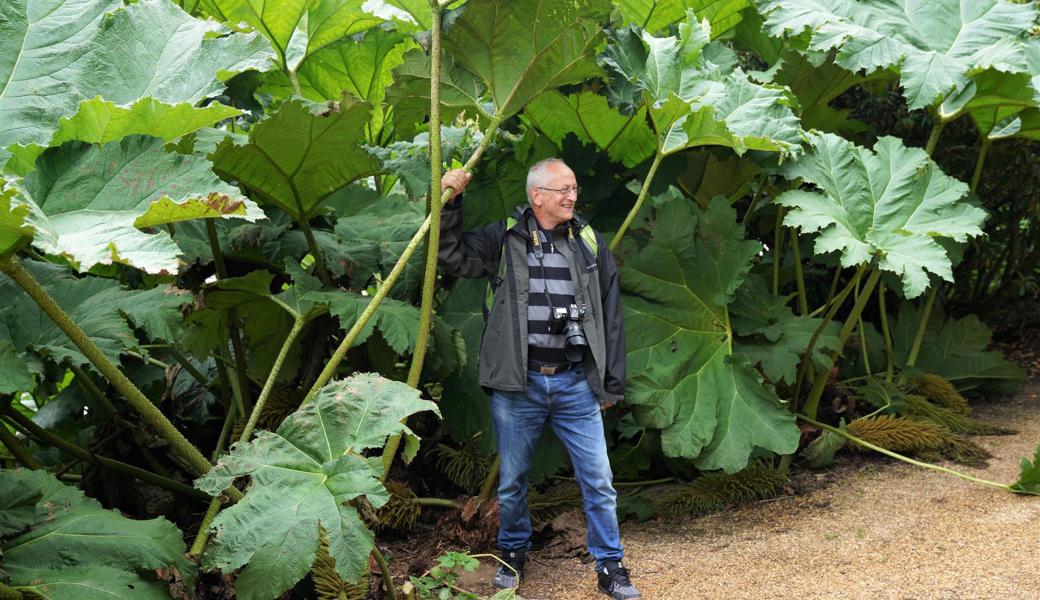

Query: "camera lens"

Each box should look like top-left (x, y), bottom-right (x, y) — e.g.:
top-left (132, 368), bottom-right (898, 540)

top-left (563, 320), bottom-right (587, 362)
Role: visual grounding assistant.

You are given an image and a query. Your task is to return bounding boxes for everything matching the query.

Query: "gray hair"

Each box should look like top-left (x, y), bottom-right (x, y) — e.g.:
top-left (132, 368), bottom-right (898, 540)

top-left (526, 157), bottom-right (568, 202)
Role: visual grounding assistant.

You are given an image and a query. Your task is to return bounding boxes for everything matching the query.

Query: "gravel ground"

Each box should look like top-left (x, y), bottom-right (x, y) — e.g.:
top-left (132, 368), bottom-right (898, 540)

top-left (460, 385), bottom-right (1040, 599)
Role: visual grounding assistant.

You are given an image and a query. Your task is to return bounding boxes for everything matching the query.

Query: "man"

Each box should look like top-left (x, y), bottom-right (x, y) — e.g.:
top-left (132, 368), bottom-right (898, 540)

top-left (439, 158), bottom-right (640, 600)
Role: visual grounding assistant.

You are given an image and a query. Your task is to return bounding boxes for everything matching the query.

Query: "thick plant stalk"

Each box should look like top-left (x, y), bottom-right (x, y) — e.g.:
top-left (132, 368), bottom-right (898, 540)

top-left (372, 544), bottom-right (399, 600)
top-left (877, 282), bottom-right (895, 382)
top-left (0, 420), bottom-right (41, 469)
top-left (194, 315), bottom-right (307, 555)
top-left (207, 218), bottom-right (251, 417)
top-left (297, 215), bottom-right (334, 286)
top-left (970, 139), bottom-right (991, 193)
top-left (478, 454), bottom-right (501, 504)
top-left (854, 277), bottom-right (872, 375)
top-left (609, 151), bottom-right (665, 251)
top-left (69, 364), bottom-right (118, 417)
top-left (384, 2), bottom-right (447, 478)
top-left (790, 228), bottom-right (808, 315)
top-left (798, 414), bottom-right (1019, 493)
top-left (210, 400), bottom-right (238, 462)
top-left (802, 269), bottom-right (882, 419)
top-left (924, 120), bottom-right (944, 156)
top-left (189, 499), bottom-right (223, 557)
top-left (2, 408), bottom-right (208, 500)
top-left (0, 258), bottom-right (217, 481)
top-left (0, 581), bottom-right (22, 600)
top-left (772, 208), bottom-right (786, 295)
top-left (904, 285), bottom-right (937, 369)
top-left (792, 266), bottom-right (866, 408)
top-left (405, 0), bottom-right (446, 396)
top-left (304, 114), bottom-right (504, 405)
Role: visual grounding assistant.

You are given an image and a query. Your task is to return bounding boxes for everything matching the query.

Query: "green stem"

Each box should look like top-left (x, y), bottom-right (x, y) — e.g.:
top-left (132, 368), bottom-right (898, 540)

top-left (189, 498), bottom-right (223, 557)
top-left (372, 544), bottom-right (398, 600)
top-left (0, 581), bottom-right (23, 600)
top-left (69, 364), bottom-right (117, 417)
top-left (415, 497), bottom-right (460, 508)
top-left (925, 120), bottom-right (944, 156)
top-left (855, 276), bottom-right (871, 375)
top-left (878, 282), bottom-right (894, 382)
top-left (970, 138), bottom-right (991, 194)
top-left (802, 269), bottom-right (882, 419)
top-left (304, 114), bottom-right (504, 405)
top-left (790, 229), bottom-right (808, 315)
top-left (793, 266), bottom-right (865, 409)
top-left (1, 408), bottom-right (208, 500)
top-left (124, 350), bottom-right (170, 370)
top-left (478, 454), bottom-right (500, 504)
top-left (210, 401), bottom-right (237, 463)
top-left (772, 207), bottom-right (786, 295)
top-left (609, 151), bottom-right (665, 252)
top-left (798, 414), bottom-right (1013, 492)
top-left (905, 285), bottom-right (938, 370)
top-left (239, 317), bottom-right (306, 443)
top-left (386, 3), bottom-right (447, 479)
top-left (0, 258), bottom-right (216, 481)
top-left (169, 347), bottom-right (210, 389)
top-left (0, 419), bottom-right (41, 469)
top-left (740, 183), bottom-right (766, 225)
top-left (297, 216), bottom-right (334, 287)
top-left (206, 219), bottom-right (251, 417)
top-left (811, 265), bottom-right (843, 317)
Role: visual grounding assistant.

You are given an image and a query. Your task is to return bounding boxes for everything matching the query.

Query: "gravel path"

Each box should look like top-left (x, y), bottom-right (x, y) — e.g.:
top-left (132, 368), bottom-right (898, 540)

top-left (468, 386), bottom-right (1040, 599)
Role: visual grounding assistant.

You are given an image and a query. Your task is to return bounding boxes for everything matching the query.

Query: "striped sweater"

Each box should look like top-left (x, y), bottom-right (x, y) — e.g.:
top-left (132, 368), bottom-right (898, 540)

top-left (527, 227), bottom-right (575, 365)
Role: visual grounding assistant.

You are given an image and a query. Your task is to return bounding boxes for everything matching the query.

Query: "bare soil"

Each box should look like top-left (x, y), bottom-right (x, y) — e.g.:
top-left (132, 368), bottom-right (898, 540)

top-left (455, 385), bottom-right (1040, 599)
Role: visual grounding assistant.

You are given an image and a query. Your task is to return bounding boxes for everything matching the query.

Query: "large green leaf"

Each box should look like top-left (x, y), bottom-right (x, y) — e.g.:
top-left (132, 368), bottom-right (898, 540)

top-left (601, 14), bottom-right (803, 157)
top-left (889, 303), bottom-right (1026, 395)
top-left (196, 374), bottom-right (439, 600)
top-left (412, 0), bottom-right (610, 124)
top-left (0, 0), bottom-right (273, 165)
top-left (1, 469), bottom-right (195, 600)
top-left (1011, 444), bottom-right (1040, 495)
top-left (6, 98), bottom-right (241, 176)
top-left (200, 0), bottom-right (381, 71)
top-left (14, 136), bottom-right (262, 274)
top-left (620, 197), bottom-right (799, 472)
top-left (0, 339), bottom-right (34, 395)
top-left (333, 195), bottom-right (426, 295)
top-left (306, 289), bottom-right (421, 355)
top-left (259, 28), bottom-right (416, 138)
top-left (0, 260), bottom-right (192, 370)
top-left (210, 97), bottom-right (380, 221)
top-left (775, 133), bottom-right (987, 298)
top-left (523, 90), bottom-right (657, 167)
top-left (730, 274), bottom-right (841, 385)
top-left (386, 50), bottom-right (491, 137)
top-left (756, 0), bottom-right (1039, 110)
top-left (617, 0), bottom-right (749, 36)
top-left (0, 183), bottom-right (32, 259)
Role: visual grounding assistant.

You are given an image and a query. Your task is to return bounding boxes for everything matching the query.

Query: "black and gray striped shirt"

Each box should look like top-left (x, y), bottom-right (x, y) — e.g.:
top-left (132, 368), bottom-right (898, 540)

top-left (527, 227), bottom-right (574, 365)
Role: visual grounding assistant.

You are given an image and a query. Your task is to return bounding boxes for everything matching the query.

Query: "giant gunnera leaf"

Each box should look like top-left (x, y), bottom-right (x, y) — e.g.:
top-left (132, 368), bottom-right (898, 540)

top-left (601, 12), bottom-right (803, 157)
top-left (209, 97), bottom-right (380, 221)
top-left (0, 469), bottom-right (196, 600)
top-left (388, 0), bottom-right (609, 130)
top-left (0, 0), bottom-right (273, 166)
top-left (196, 374), bottom-right (439, 600)
top-left (756, 0), bottom-right (1040, 110)
top-left (11, 135), bottom-right (263, 274)
top-left (620, 197), bottom-right (799, 472)
top-left (775, 133), bottom-right (987, 298)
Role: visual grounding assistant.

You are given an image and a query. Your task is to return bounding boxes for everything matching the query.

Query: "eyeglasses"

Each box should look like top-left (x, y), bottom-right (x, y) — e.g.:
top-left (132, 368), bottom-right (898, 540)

top-left (536, 186), bottom-right (581, 195)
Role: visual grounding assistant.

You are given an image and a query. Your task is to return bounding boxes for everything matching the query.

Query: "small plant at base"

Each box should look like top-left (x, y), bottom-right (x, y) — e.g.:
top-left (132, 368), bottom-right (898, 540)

top-left (405, 552), bottom-right (480, 600)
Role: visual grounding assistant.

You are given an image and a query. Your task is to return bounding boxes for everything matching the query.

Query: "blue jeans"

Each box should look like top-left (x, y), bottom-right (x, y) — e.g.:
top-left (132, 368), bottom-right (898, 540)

top-left (491, 366), bottom-right (623, 568)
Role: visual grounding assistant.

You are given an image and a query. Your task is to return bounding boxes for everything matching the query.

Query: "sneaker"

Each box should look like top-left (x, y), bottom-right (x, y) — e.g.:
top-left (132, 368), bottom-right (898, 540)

top-left (492, 549), bottom-right (526, 590)
top-left (597, 560), bottom-right (641, 600)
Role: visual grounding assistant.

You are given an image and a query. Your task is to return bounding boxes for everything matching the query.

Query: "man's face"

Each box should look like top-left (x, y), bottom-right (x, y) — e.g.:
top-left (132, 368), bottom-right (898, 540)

top-left (530, 163), bottom-right (579, 229)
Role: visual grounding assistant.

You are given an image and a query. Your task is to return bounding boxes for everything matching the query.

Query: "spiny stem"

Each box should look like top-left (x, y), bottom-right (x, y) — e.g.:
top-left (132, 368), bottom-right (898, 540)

top-left (878, 282), bottom-right (895, 382)
top-left (2, 408), bottom-right (209, 500)
top-left (0, 258), bottom-right (218, 483)
top-left (0, 581), bottom-right (23, 600)
top-left (297, 216), bottom-right (334, 287)
top-left (970, 138), bottom-right (991, 193)
top-left (802, 269), bottom-right (882, 419)
top-left (189, 498), bottom-right (223, 557)
top-left (609, 151), bottom-right (664, 252)
top-left (925, 120), bottom-right (944, 156)
top-left (478, 454), bottom-right (500, 504)
top-left (69, 364), bottom-right (117, 417)
top-left (387, 2), bottom-right (447, 479)
top-left (304, 115), bottom-right (504, 405)
top-left (772, 207), bottom-right (786, 295)
top-left (905, 285), bottom-right (938, 369)
top-left (207, 218), bottom-right (251, 418)
top-left (798, 414), bottom-right (1012, 492)
top-left (372, 544), bottom-right (399, 600)
top-left (790, 227), bottom-right (808, 315)
top-left (415, 497), bottom-right (460, 508)
top-left (210, 400), bottom-right (238, 462)
top-left (0, 418), bottom-right (41, 469)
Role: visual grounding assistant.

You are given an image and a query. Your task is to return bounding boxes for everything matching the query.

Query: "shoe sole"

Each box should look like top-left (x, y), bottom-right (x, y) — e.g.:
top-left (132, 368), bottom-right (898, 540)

top-left (597, 583), bottom-right (641, 600)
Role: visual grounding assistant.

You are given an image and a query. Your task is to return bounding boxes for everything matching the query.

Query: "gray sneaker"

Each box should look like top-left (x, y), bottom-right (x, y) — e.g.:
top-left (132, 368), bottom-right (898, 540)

top-left (492, 549), bottom-right (526, 590)
top-left (597, 560), bottom-right (641, 599)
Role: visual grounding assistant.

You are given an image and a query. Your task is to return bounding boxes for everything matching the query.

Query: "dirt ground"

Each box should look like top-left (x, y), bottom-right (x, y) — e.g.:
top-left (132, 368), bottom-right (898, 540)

top-left (456, 385), bottom-right (1040, 599)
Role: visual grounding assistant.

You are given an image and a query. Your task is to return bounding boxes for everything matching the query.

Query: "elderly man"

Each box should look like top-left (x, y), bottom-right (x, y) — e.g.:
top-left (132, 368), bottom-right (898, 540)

top-left (439, 158), bottom-right (640, 599)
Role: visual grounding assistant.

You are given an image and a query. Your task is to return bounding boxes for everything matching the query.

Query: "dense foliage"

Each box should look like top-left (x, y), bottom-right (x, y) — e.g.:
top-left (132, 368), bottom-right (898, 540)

top-left (1, 0), bottom-right (1038, 598)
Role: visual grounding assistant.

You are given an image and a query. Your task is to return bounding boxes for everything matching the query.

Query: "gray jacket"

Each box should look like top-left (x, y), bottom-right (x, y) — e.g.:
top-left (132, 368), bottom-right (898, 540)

top-left (438, 198), bottom-right (626, 407)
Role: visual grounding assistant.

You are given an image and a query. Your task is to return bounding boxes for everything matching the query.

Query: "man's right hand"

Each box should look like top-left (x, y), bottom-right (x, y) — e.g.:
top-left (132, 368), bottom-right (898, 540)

top-left (441, 168), bottom-right (472, 204)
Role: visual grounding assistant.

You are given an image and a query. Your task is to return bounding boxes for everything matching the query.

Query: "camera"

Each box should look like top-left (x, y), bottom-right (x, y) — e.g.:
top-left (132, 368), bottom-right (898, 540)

top-left (549, 303), bottom-right (588, 362)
